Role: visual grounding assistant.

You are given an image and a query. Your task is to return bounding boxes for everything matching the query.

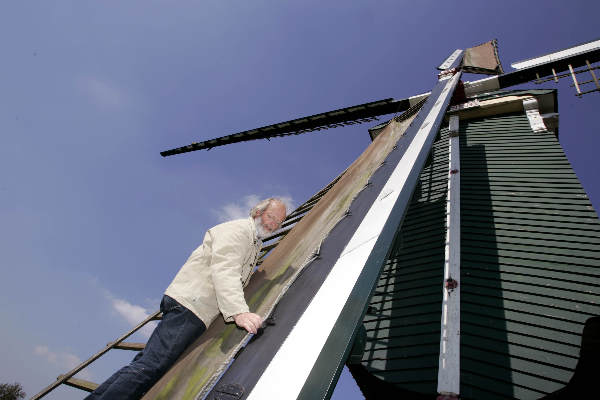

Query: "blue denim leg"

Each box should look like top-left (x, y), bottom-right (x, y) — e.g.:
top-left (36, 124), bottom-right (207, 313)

top-left (85, 295), bottom-right (206, 400)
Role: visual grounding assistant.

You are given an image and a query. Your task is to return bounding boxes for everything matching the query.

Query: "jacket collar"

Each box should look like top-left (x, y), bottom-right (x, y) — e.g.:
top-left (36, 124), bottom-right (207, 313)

top-left (248, 216), bottom-right (261, 246)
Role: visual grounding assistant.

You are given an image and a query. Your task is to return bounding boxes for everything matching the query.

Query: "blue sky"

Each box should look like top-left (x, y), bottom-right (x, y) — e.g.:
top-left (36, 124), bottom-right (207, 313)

top-left (1, 2), bottom-right (599, 399)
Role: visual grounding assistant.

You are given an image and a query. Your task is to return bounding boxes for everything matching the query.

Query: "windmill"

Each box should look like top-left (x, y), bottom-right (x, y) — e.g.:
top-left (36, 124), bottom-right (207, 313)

top-left (32, 39), bottom-right (600, 400)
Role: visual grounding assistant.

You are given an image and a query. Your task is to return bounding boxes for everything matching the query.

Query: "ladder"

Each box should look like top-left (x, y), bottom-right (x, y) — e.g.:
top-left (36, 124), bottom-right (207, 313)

top-left (31, 311), bottom-right (162, 399)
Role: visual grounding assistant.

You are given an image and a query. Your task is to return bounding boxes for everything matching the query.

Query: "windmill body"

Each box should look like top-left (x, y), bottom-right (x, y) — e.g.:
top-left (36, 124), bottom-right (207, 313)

top-left (31, 39), bottom-right (600, 400)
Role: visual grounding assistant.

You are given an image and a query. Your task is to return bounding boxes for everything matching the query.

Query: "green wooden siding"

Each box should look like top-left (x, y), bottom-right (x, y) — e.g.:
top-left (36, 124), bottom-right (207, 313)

top-left (358, 107), bottom-right (600, 399)
top-left (459, 112), bottom-right (600, 400)
top-left (359, 126), bottom-right (449, 394)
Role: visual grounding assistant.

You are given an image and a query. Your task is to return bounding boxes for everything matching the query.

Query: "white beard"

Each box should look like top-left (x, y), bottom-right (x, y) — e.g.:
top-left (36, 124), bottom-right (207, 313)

top-left (254, 217), bottom-right (270, 239)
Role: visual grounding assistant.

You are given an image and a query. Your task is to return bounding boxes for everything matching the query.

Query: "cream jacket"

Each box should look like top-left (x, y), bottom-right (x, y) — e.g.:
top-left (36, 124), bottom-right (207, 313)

top-left (165, 217), bottom-right (261, 326)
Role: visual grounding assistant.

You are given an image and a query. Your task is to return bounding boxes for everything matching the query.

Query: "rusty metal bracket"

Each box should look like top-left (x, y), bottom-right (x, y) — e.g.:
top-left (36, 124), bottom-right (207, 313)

top-left (445, 277), bottom-right (458, 290)
top-left (438, 67), bottom-right (461, 81)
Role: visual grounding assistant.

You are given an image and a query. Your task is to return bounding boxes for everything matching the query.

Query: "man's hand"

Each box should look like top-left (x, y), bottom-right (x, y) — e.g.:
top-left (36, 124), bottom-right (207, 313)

top-left (233, 312), bottom-right (263, 334)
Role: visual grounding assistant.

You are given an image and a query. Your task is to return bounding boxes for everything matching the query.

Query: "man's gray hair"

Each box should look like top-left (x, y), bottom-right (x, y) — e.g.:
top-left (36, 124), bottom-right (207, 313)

top-left (250, 197), bottom-right (287, 218)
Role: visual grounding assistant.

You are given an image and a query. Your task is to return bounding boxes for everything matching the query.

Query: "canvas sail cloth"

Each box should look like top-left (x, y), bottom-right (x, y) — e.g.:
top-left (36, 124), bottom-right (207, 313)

top-left (142, 107), bottom-right (422, 400)
top-left (461, 39), bottom-right (504, 75)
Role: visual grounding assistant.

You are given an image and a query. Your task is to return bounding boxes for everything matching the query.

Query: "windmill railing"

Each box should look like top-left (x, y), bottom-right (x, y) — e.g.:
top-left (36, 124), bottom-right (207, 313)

top-left (531, 59), bottom-right (600, 96)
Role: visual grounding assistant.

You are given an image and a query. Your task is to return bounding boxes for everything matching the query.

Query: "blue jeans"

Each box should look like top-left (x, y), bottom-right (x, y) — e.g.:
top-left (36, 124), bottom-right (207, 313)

top-left (85, 295), bottom-right (206, 400)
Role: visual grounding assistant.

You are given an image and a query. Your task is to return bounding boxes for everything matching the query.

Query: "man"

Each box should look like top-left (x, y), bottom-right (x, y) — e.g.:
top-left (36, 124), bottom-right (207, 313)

top-left (86, 198), bottom-right (287, 400)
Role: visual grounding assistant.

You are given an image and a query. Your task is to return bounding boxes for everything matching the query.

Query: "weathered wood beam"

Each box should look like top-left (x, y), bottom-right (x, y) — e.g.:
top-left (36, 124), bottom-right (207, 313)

top-left (111, 341), bottom-right (146, 351)
top-left (58, 375), bottom-right (99, 393)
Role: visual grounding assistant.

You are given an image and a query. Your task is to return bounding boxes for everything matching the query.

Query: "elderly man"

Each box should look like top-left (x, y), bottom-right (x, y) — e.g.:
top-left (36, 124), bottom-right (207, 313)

top-left (86, 198), bottom-right (287, 400)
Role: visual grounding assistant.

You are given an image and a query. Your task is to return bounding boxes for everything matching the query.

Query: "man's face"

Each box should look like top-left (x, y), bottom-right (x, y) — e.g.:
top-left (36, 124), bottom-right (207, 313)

top-left (259, 203), bottom-right (286, 233)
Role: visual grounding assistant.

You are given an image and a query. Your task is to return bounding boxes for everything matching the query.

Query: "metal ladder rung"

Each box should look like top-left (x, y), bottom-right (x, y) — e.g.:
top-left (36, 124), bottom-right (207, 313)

top-left (58, 375), bottom-right (99, 393)
top-left (110, 341), bottom-right (146, 351)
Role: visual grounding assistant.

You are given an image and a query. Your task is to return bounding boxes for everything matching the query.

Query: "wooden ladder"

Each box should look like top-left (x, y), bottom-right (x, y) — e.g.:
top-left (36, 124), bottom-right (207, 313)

top-left (31, 311), bottom-right (162, 399)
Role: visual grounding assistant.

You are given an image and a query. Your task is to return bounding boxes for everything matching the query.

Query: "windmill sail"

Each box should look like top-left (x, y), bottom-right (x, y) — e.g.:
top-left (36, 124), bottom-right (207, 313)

top-left (461, 39), bottom-right (504, 75)
top-left (143, 92), bottom-right (432, 400)
top-left (159, 95), bottom-right (429, 156)
top-left (142, 49), bottom-right (465, 399)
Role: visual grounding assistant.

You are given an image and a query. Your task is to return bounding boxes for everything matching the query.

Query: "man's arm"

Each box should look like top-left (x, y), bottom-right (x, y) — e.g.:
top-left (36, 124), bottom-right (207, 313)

top-left (208, 223), bottom-right (262, 333)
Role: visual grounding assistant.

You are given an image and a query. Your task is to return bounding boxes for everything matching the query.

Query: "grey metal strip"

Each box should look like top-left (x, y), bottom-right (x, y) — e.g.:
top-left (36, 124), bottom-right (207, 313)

top-left (437, 114), bottom-right (461, 397)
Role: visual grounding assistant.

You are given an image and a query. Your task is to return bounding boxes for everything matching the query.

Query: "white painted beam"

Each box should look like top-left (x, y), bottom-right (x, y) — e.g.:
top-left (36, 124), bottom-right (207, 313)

top-left (437, 114), bottom-right (461, 397)
top-left (463, 76), bottom-right (500, 97)
top-left (438, 49), bottom-right (463, 70)
top-left (246, 73), bottom-right (463, 400)
top-left (409, 92), bottom-right (431, 107)
top-left (511, 39), bottom-right (600, 70)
